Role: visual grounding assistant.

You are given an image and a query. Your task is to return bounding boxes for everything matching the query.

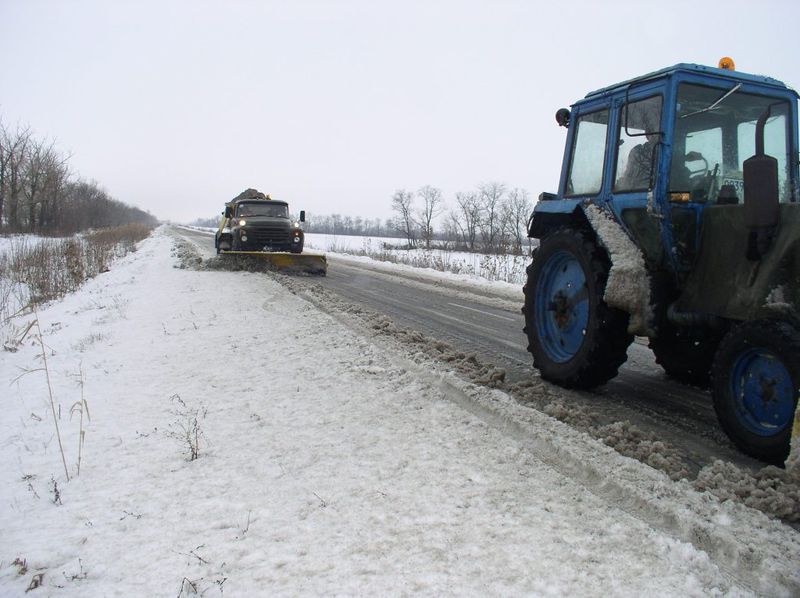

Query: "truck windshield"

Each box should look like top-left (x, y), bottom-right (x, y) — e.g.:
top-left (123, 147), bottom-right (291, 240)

top-left (670, 83), bottom-right (792, 203)
top-left (236, 203), bottom-right (288, 218)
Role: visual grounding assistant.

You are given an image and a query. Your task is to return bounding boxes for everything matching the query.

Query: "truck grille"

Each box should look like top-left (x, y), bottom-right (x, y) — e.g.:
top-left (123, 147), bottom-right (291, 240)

top-left (248, 226), bottom-right (290, 247)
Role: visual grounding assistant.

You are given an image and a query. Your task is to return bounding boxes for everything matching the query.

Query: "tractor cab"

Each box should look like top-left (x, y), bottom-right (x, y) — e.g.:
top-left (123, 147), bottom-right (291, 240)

top-left (534, 60), bottom-right (799, 276)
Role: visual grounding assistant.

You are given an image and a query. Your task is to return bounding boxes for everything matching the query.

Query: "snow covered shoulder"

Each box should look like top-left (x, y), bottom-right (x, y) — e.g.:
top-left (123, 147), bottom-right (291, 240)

top-left (1, 229), bottom-right (797, 596)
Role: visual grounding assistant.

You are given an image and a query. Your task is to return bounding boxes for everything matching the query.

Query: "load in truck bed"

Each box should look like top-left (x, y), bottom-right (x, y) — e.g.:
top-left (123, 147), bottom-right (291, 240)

top-left (218, 249), bottom-right (327, 275)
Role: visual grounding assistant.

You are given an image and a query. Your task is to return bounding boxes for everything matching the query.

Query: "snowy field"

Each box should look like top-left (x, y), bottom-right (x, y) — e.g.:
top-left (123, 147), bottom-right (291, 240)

top-left (304, 232), bottom-right (534, 285)
top-left (1, 227), bottom-right (799, 596)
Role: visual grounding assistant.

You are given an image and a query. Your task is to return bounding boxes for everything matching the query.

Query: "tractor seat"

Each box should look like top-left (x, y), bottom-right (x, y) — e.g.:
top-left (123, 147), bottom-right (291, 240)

top-left (717, 184), bottom-right (739, 205)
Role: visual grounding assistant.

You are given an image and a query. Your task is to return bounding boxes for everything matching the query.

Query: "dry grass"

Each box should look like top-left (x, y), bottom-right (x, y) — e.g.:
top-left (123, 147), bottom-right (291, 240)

top-left (166, 394), bottom-right (207, 461)
top-left (0, 224), bottom-right (153, 322)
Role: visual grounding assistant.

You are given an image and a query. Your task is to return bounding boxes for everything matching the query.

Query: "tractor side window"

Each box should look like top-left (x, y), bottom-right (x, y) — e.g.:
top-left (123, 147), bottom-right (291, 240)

top-left (565, 109), bottom-right (609, 196)
top-left (614, 96), bottom-right (663, 192)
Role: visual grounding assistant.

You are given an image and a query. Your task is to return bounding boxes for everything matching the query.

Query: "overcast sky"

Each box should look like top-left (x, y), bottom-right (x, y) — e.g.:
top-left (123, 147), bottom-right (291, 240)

top-left (1, 0), bottom-right (798, 223)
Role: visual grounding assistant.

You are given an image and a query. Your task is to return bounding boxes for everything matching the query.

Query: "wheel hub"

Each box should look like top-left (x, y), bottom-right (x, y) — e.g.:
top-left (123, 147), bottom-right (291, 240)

top-left (550, 288), bottom-right (576, 329)
top-left (535, 251), bottom-right (589, 363)
top-left (732, 348), bottom-right (794, 435)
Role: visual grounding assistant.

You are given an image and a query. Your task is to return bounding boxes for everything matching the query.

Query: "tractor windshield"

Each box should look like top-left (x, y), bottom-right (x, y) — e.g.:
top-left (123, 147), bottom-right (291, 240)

top-left (236, 202), bottom-right (289, 218)
top-left (670, 83), bottom-right (792, 203)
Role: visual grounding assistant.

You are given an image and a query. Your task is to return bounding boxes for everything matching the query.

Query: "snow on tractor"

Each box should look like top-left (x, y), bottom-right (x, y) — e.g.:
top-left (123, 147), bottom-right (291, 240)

top-left (523, 58), bottom-right (799, 465)
top-left (215, 188), bottom-right (327, 275)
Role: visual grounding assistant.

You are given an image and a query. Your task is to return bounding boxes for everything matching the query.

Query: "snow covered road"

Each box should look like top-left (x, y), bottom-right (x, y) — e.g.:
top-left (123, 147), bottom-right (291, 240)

top-left (1, 228), bottom-right (798, 596)
top-left (178, 226), bottom-right (792, 485)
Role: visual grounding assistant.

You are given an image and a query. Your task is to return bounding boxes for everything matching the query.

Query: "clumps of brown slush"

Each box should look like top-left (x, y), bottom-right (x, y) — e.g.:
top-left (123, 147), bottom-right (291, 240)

top-left (694, 460), bottom-right (800, 523)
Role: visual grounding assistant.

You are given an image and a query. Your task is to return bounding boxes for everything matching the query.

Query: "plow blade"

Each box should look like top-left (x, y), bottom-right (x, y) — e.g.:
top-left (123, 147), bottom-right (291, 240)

top-left (220, 250), bottom-right (327, 275)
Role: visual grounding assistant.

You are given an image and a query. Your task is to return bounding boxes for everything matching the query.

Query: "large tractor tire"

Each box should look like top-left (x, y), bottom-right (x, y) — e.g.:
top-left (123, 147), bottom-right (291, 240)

top-left (522, 227), bottom-right (633, 389)
top-left (650, 326), bottom-right (720, 387)
top-left (711, 320), bottom-right (800, 464)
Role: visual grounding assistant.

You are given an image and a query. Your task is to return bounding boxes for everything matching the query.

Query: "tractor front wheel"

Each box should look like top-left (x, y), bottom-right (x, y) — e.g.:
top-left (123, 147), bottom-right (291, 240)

top-left (711, 320), bottom-right (800, 464)
top-left (522, 227), bottom-right (632, 389)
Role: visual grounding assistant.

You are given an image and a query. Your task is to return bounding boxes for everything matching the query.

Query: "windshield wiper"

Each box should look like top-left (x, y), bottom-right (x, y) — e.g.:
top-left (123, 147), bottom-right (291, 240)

top-left (680, 83), bottom-right (742, 119)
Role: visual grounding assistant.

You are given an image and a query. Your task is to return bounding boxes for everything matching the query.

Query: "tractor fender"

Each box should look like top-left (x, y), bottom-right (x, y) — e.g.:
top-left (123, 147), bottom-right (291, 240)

top-left (527, 199), bottom-right (587, 239)
top-left (582, 204), bottom-right (655, 336)
top-left (528, 199), bottom-right (654, 336)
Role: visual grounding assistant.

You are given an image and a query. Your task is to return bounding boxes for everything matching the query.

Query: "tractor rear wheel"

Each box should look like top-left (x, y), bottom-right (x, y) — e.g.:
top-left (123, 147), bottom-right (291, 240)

top-left (711, 320), bottom-right (800, 464)
top-left (650, 326), bottom-right (720, 387)
top-left (522, 227), bottom-right (633, 389)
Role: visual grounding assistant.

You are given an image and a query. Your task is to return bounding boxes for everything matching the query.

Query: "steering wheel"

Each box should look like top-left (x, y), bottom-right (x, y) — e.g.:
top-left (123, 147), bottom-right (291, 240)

top-left (685, 151), bottom-right (708, 180)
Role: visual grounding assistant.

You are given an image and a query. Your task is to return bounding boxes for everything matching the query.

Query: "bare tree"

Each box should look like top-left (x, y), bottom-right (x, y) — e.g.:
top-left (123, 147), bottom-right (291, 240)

top-left (501, 187), bottom-right (533, 255)
top-left (443, 212), bottom-right (463, 248)
top-left (453, 191), bottom-right (480, 251)
top-left (0, 121), bottom-right (32, 230)
top-left (477, 182), bottom-right (506, 252)
top-left (3, 113), bottom-right (156, 234)
top-left (22, 138), bottom-right (68, 231)
top-left (391, 189), bottom-right (417, 248)
top-left (38, 150), bottom-right (71, 231)
top-left (416, 185), bottom-right (443, 249)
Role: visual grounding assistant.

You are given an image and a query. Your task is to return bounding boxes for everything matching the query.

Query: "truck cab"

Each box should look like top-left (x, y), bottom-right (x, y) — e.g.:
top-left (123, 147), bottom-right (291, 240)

top-left (216, 196), bottom-right (305, 254)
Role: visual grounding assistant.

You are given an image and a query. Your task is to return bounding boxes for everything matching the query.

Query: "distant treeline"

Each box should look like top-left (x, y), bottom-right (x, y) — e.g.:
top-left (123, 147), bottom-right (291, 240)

top-left (303, 214), bottom-right (397, 237)
top-left (0, 118), bottom-right (158, 235)
top-left (191, 211), bottom-right (400, 238)
top-left (390, 183), bottom-right (534, 255)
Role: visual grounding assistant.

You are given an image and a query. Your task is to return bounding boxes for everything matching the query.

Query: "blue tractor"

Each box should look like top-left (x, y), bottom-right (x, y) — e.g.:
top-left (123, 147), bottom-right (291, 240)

top-left (523, 59), bottom-right (799, 464)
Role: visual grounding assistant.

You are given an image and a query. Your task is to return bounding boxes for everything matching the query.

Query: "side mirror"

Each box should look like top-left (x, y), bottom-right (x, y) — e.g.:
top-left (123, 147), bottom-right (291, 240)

top-left (224, 206), bottom-right (233, 218)
top-left (555, 108), bottom-right (570, 128)
top-left (743, 107), bottom-right (780, 260)
top-left (299, 210), bottom-right (306, 223)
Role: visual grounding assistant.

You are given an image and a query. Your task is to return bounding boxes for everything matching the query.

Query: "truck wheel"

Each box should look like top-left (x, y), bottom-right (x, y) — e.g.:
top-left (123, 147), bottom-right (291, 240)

top-left (711, 320), bottom-right (799, 464)
top-left (523, 227), bottom-right (632, 389)
top-left (650, 327), bottom-right (720, 387)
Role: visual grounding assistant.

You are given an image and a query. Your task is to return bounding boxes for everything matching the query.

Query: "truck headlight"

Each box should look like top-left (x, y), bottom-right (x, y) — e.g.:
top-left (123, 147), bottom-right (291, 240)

top-left (239, 219), bottom-right (247, 226)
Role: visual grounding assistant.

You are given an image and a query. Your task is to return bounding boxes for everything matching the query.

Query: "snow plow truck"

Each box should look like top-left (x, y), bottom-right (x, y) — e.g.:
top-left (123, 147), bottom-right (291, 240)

top-left (523, 58), bottom-right (799, 466)
top-left (215, 188), bottom-right (326, 275)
